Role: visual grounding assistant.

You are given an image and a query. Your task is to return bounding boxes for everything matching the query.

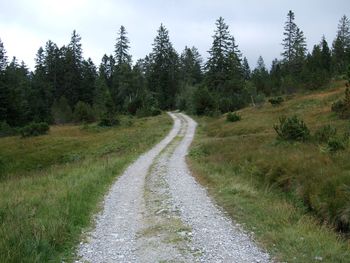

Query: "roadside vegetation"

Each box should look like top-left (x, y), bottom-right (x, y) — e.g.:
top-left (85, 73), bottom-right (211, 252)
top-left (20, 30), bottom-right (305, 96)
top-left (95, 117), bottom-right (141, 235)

top-left (188, 84), bottom-right (350, 262)
top-left (0, 114), bottom-right (171, 262)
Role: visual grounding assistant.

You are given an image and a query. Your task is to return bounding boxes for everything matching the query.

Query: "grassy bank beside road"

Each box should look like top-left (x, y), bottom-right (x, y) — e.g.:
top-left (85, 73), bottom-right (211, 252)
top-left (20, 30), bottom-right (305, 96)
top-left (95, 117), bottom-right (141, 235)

top-left (188, 86), bottom-right (350, 262)
top-left (0, 114), bottom-right (172, 262)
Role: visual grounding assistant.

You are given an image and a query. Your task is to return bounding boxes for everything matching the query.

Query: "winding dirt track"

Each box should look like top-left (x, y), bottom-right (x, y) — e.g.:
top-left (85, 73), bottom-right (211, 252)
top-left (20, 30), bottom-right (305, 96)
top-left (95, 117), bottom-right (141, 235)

top-left (76, 113), bottom-right (270, 263)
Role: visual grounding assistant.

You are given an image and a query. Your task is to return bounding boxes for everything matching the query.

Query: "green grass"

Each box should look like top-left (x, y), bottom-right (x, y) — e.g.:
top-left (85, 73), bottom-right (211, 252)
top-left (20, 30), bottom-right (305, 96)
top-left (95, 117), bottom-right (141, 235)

top-left (0, 114), bottom-right (172, 262)
top-left (188, 85), bottom-right (350, 263)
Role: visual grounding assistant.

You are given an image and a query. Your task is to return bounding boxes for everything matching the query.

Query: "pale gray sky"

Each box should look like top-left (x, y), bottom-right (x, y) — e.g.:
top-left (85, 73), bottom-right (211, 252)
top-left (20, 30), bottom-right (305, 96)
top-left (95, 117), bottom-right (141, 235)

top-left (0, 0), bottom-right (349, 70)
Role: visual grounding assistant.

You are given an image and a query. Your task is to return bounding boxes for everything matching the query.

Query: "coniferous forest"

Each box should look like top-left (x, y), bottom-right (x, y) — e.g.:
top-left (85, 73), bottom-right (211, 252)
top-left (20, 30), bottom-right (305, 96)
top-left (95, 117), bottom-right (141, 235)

top-left (0, 11), bottom-right (350, 131)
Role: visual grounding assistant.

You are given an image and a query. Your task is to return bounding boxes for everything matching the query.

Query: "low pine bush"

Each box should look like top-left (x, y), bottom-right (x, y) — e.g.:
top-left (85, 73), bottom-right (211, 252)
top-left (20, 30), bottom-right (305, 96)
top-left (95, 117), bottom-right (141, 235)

top-left (73, 101), bottom-right (96, 123)
top-left (274, 115), bottom-right (310, 141)
top-left (331, 87), bottom-right (350, 119)
top-left (136, 106), bottom-right (161, 118)
top-left (268, 96), bottom-right (284, 106)
top-left (226, 112), bottom-right (241, 122)
top-left (0, 121), bottom-right (17, 137)
top-left (20, 122), bottom-right (49, 138)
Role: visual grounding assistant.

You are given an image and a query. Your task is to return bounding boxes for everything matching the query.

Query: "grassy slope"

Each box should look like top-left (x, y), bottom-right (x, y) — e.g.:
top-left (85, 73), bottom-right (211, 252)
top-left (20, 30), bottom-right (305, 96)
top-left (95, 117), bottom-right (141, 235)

top-left (0, 115), bottom-right (172, 262)
top-left (188, 83), bottom-right (350, 263)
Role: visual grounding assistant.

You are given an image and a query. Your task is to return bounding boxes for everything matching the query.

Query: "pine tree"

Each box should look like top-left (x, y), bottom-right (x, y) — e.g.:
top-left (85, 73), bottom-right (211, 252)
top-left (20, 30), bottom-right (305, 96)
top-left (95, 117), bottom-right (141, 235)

top-left (205, 17), bottom-right (233, 90)
top-left (64, 30), bottom-right (83, 106)
top-left (320, 36), bottom-right (331, 73)
top-left (242, 57), bottom-right (251, 80)
top-left (0, 38), bottom-right (7, 72)
top-left (81, 58), bottom-right (97, 105)
top-left (282, 10), bottom-right (297, 63)
top-left (31, 47), bottom-right (53, 122)
top-left (115, 26), bottom-right (132, 65)
top-left (148, 24), bottom-right (179, 109)
top-left (179, 46), bottom-right (203, 86)
top-left (0, 38), bottom-right (9, 122)
top-left (251, 56), bottom-right (270, 94)
top-left (332, 15), bottom-right (350, 74)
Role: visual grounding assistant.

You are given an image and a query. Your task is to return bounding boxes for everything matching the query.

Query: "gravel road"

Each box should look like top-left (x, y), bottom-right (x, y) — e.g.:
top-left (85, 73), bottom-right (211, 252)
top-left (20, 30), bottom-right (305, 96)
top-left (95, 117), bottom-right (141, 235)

top-left (76, 112), bottom-right (271, 263)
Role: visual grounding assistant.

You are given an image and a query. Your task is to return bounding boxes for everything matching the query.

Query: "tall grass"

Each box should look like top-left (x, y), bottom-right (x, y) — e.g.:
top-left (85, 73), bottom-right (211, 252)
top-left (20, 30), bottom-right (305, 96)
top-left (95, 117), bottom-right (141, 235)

top-left (188, 86), bottom-right (350, 262)
top-left (0, 114), bottom-right (171, 262)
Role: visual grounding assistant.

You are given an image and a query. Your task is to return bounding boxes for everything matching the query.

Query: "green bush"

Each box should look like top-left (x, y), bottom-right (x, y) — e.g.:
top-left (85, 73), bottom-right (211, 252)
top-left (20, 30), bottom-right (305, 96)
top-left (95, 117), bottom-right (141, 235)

top-left (0, 121), bottom-right (17, 137)
top-left (192, 86), bottom-right (217, 115)
top-left (226, 112), bottom-right (241, 122)
top-left (268, 96), bottom-right (284, 106)
top-left (98, 115), bottom-right (120, 127)
top-left (73, 101), bottom-right (95, 123)
top-left (331, 88), bottom-right (350, 119)
top-left (136, 106), bottom-right (161, 118)
top-left (314, 125), bottom-right (337, 143)
top-left (20, 122), bottom-right (50, 138)
top-left (327, 133), bottom-right (349, 152)
top-left (274, 115), bottom-right (310, 141)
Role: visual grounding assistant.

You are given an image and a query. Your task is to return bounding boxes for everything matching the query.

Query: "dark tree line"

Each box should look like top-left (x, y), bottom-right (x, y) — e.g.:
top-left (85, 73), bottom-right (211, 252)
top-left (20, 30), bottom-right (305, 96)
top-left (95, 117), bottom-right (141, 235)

top-left (1, 11), bottom-right (350, 129)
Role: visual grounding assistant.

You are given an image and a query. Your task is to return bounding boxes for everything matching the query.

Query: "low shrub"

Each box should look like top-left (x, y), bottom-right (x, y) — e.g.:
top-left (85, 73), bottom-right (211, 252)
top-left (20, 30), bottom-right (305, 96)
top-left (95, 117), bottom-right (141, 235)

top-left (73, 101), bottom-right (95, 123)
top-left (331, 88), bottom-right (350, 119)
top-left (274, 115), bottom-right (310, 141)
top-left (268, 96), bottom-right (284, 106)
top-left (98, 115), bottom-right (120, 127)
top-left (226, 112), bottom-right (241, 122)
top-left (136, 106), bottom-right (161, 118)
top-left (20, 122), bottom-right (49, 138)
top-left (327, 133), bottom-right (349, 152)
top-left (0, 121), bottom-right (17, 137)
top-left (314, 125), bottom-right (337, 143)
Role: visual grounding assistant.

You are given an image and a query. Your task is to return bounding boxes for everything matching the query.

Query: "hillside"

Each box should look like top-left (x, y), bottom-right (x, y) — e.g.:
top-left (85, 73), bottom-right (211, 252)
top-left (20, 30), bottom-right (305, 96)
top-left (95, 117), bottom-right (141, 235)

top-left (188, 82), bottom-right (350, 263)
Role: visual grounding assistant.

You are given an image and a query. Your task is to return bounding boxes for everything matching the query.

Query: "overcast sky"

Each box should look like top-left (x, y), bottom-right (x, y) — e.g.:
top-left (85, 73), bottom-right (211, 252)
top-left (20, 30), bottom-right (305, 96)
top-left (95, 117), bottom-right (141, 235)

top-left (0, 0), bottom-right (349, 70)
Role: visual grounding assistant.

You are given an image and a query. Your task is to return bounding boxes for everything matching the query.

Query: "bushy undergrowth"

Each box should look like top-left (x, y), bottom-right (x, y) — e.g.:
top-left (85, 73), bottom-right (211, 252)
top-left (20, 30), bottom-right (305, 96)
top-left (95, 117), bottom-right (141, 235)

top-left (98, 115), bottom-right (120, 127)
top-left (268, 96), bottom-right (284, 106)
top-left (73, 101), bottom-right (96, 123)
top-left (226, 112), bottom-right (241, 122)
top-left (331, 87), bottom-right (350, 119)
top-left (20, 122), bottom-right (49, 138)
top-left (0, 121), bottom-right (17, 137)
top-left (274, 115), bottom-right (310, 141)
top-left (136, 106), bottom-right (161, 118)
top-left (314, 124), bottom-right (337, 143)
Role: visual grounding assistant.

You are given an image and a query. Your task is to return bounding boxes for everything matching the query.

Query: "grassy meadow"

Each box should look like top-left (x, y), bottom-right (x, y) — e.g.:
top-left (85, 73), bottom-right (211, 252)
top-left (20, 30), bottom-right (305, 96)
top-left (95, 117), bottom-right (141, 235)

top-left (0, 114), bottom-right (172, 262)
top-left (188, 82), bottom-right (350, 263)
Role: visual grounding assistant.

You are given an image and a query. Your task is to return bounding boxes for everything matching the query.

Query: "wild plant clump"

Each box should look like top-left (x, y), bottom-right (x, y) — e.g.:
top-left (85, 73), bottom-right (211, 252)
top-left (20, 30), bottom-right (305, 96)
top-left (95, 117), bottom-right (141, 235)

top-left (226, 112), bottom-right (241, 122)
top-left (268, 96), bottom-right (284, 106)
top-left (20, 122), bottom-right (49, 138)
top-left (274, 115), bottom-right (310, 141)
top-left (331, 87), bottom-right (350, 119)
top-left (98, 115), bottom-right (120, 127)
top-left (314, 124), bottom-right (337, 143)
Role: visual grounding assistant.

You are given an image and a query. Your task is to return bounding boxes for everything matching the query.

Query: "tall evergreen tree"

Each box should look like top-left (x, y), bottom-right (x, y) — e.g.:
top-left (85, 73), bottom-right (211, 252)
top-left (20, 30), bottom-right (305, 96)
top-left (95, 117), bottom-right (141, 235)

top-left (30, 47), bottom-right (53, 122)
top-left (205, 17), bottom-right (233, 90)
top-left (205, 17), bottom-right (245, 111)
top-left (332, 15), bottom-right (350, 74)
top-left (64, 30), bottom-right (83, 106)
top-left (0, 38), bottom-right (9, 122)
top-left (242, 57), bottom-right (251, 80)
top-left (282, 10), bottom-right (297, 63)
top-left (81, 58), bottom-right (97, 105)
top-left (179, 46), bottom-right (203, 86)
top-left (251, 56), bottom-right (270, 95)
top-left (115, 26), bottom-right (132, 65)
top-left (148, 24), bottom-right (179, 109)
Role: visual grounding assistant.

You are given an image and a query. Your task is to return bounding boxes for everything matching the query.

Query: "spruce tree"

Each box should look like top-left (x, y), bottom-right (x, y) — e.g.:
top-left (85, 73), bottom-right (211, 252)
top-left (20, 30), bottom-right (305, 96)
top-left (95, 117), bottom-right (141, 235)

top-left (31, 47), bottom-right (53, 122)
top-left (282, 10), bottom-right (297, 63)
top-left (332, 15), bottom-right (350, 74)
top-left (242, 57), bottom-right (251, 80)
top-left (252, 56), bottom-right (270, 95)
top-left (115, 26), bottom-right (132, 65)
top-left (0, 38), bottom-right (8, 122)
top-left (148, 24), bottom-right (179, 109)
top-left (179, 46), bottom-right (203, 86)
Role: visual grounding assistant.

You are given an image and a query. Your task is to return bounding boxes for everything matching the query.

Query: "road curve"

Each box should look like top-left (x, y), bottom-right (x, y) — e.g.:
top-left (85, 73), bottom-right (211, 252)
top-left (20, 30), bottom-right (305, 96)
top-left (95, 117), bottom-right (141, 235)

top-left (76, 112), bottom-right (270, 263)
